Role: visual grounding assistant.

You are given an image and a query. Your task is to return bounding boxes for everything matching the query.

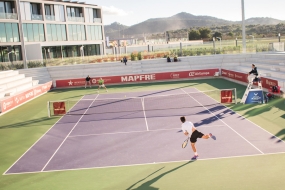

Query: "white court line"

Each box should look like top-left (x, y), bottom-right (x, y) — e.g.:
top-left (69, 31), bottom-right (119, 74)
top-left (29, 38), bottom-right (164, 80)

top-left (68, 125), bottom-right (227, 138)
top-left (4, 151), bottom-right (285, 175)
top-left (3, 96), bottom-right (84, 175)
top-left (192, 87), bottom-right (285, 144)
top-left (181, 88), bottom-right (264, 154)
top-left (41, 94), bottom-right (99, 172)
top-left (141, 97), bottom-right (149, 131)
top-left (92, 93), bottom-right (189, 101)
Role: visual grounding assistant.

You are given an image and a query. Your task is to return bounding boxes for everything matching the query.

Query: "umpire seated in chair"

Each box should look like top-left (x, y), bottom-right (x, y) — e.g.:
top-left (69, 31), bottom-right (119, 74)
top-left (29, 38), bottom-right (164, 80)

top-left (248, 64), bottom-right (262, 89)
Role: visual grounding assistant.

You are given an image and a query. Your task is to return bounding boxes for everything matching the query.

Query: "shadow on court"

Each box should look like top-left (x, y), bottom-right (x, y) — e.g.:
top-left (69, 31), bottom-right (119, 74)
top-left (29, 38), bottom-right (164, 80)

top-left (0, 117), bottom-right (54, 129)
top-left (126, 161), bottom-right (193, 190)
top-left (272, 129), bottom-right (285, 142)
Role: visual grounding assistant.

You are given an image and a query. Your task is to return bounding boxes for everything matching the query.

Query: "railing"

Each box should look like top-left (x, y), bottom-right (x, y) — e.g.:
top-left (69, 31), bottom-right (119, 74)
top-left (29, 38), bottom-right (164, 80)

top-left (0, 13), bottom-right (18, 20)
top-left (93, 18), bottom-right (101, 23)
top-left (45, 15), bottom-right (55, 21)
top-left (31, 14), bottom-right (43, 21)
top-left (67, 16), bottom-right (84, 22)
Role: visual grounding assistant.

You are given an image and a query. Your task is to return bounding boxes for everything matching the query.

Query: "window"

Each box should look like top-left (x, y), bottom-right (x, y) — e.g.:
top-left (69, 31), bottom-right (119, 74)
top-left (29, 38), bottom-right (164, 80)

top-left (86, 25), bottom-right (103, 40)
top-left (5, 23), bottom-right (13, 42)
top-left (46, 24), bottom-right (67, 41)
top-left (51, 24), bottom-right (57, 41)
top-left (59, 5), bottom-right (65, 22)
top-left (33, 24), bottom-right (40, 42)
top-left (12, 23), bottom-right (19, 42)
top-left (46, 24), bottom-right (52, 41)
top-left (23, 23), bottom-right (45, 42)
top-left (0, 23), bottom-right (6, 42)
top-left (61, 25), bottom-right (66, 41)
top-left (67, 24), bottom-right (86, 41)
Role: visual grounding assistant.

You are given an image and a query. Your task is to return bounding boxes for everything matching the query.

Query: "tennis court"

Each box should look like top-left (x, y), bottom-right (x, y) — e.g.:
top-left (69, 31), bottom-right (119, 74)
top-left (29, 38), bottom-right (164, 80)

top-left (4, 87), bottom-right (285, 175)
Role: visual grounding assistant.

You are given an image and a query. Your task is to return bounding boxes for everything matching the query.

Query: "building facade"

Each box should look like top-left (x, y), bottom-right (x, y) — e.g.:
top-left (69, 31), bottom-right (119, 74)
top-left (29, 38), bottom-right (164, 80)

top-left (0, 0), bottom-right (105, 63)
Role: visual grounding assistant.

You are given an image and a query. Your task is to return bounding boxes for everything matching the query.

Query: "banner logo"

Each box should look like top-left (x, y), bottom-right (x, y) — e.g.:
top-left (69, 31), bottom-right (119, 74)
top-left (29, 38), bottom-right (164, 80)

top-left (68, 80), bottom-right (73, 86)
top-left (170, 73), bottom-right (180, 79)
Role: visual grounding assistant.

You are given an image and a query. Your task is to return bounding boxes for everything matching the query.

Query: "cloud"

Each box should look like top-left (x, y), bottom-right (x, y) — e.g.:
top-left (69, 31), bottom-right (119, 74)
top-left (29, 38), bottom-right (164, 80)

top-left (102, 6), bottom-right (132, 16)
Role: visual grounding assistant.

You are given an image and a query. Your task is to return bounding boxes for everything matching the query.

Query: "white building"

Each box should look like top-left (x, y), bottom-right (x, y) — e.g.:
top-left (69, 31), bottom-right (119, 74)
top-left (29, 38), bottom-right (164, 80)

top-left (0, 0), bottom-right (105, 63)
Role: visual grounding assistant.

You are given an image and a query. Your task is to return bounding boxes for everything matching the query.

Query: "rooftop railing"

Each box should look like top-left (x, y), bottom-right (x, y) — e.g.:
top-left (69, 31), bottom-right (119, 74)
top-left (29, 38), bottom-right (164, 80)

top-left (0, 13), bottom-right (18, 20)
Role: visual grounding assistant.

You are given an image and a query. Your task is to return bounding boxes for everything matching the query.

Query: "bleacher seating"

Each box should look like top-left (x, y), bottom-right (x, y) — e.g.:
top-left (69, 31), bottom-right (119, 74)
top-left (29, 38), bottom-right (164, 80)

top-left (0, 70), bottom-right (39, 99)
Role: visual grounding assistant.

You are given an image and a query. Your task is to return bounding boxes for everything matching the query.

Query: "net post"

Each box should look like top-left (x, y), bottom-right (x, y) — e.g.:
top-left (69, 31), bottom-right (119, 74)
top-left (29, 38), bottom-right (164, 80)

top-left (47, 101), bottom-right (50, 118)
top-left (234, 88), bottom-right (237, 104)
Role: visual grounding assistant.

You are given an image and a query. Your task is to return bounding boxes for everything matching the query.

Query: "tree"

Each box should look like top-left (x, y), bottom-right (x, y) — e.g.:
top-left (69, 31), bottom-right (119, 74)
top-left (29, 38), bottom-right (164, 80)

top-left (228, 32), bottom-right (234, 37)
top-left (189, 30), bottom-right (201, 40)
top-left (213, 31), bottom-right (222, 38)
top-left (199, 28), bottom-right (211, 38)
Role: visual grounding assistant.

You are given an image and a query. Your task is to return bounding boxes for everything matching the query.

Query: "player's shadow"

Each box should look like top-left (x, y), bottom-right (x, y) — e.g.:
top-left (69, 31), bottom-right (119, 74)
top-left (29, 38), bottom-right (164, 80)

top-left (125, 161), bottom-right (193, 190)
top-left (271, 129), bottom-right (285, 143)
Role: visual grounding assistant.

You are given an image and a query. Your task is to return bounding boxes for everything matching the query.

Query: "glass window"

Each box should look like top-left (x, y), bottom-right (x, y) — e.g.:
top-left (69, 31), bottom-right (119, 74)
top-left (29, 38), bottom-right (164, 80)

top-left (5, 2), bottom-right (12, 13)
top-left (51, 24), bottom-right (57, 41)
top-left (19, 2), bottom-right (25, 20)
top-left (66, 7), bottom-right (71, 17)
top-left (77, 24), bottom-right (81, 41)
top-left (98, 26), bottom-right (102, 40)
top-left (0, 23), bottom-right (6, 42)
top-left (47, 24), bottom-right (52, 41)
top-left (44, 4), bottom-right (51, 15)
top-left (81, 25), bottom-right (86, 40)
top-left (24, 2), bottom-right (31, 20)
top-left (59, 5), bottom-right (65, 22)
top-left (57, 24), bottom-right (62, 41)
top-left (33, 24), bottom-right (40, 42)
top-left (39, 24), bottom-right (45, 41)
top-left (22, 23), bottom-right (28, 42)
top-left (86, 26), bottom-right (90, 40)
top-left (54, 5), bottom-right (60, 21)
top-left (61, 25), bottom-right (66, 41)
top-left (94, 25), bottom-right (99, 40)
top-left (27, 23), bottom-right (34, 42)
top-left (72, 24), bottom-right (77, 41)
top-left (12, 23), bottom-right (19, 42)
top-left (91, 26), bottom-right (95, 40)
top-left (68, 25), bottom-right (72, 41)
top-left (5, 23), bottom-right (13, 42)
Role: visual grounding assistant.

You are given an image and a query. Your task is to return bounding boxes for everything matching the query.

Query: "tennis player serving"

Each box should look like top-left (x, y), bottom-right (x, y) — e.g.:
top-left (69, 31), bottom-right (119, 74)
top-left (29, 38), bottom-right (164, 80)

top-left (180, 116), bottom-right (215, 160)
top-left (97, 77), bottom-right (108, 92)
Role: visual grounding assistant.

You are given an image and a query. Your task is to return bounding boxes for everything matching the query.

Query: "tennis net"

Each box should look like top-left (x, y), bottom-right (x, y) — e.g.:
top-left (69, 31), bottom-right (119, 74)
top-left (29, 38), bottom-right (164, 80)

top-left (47, 88), bottom-right (237, 117)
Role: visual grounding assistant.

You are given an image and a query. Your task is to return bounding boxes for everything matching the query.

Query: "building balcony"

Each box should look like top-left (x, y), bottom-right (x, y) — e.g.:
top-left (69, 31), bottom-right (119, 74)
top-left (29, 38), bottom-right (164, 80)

top-left (45, 15), bottom-right (55, 21)
top-left (93, 18), bottom-right (101, 23)
top-left (0, 13), bottom-right (18, 20)
top-left (67, 16), bottom-right (84, 22)
top-left (31, 14), bottom-right (43, 21)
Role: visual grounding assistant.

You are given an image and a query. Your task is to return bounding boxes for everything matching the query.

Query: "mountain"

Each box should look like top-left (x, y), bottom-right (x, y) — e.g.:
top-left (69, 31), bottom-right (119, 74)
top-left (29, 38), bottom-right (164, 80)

top-left (104, 12), bottom-right (285, 39)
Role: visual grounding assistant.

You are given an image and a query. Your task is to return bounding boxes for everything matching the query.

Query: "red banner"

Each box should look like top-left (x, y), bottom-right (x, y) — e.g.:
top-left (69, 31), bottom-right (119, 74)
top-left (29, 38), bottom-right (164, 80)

top-left (53, 102), bottom-right (66, 115)
top-left (55, 69), bottom-right (219, 88)
top-left (221, 69), bottom-right (278, 89)
top-left (221, 90), bottom-right (233, 103)
top-left (0, 81), bottom-right (53, 113)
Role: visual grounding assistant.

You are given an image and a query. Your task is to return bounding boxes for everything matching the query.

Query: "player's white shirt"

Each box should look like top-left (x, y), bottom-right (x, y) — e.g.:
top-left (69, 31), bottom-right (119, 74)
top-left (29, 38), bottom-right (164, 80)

top-left (181, 121), bottom-right (195, 136)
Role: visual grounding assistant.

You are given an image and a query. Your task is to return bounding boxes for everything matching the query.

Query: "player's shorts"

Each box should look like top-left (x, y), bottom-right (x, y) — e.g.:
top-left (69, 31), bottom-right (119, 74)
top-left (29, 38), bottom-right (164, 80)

top-left (99, 84), bottom-right (105, 87)
top-left (190, 130), bottom-right (204, 143)
top-left (253, 77), bottom-right (260, 82)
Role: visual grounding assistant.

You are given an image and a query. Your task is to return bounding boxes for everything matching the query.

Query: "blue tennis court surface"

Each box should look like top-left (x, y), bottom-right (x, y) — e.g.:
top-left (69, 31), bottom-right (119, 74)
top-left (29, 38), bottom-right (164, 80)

top-left (4, 88), bottom-right (285, 175)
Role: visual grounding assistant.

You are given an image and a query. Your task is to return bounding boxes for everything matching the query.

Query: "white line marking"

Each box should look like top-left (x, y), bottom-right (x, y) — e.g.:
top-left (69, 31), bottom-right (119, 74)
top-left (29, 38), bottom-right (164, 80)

top-left (141, 98), bottom-right (149, 131)
top-left (41, 94), bottom-right (99, 172)
top-left (68, 125), bottom-right (227, 138)
top-left (4, 151), bottom-right (285, 175)
top-left (192, 87), bottom-right (285, 144)
top-left (3, 96), bottom-right (84, 175)
top-left (181, 88), bottom-right (264, 154)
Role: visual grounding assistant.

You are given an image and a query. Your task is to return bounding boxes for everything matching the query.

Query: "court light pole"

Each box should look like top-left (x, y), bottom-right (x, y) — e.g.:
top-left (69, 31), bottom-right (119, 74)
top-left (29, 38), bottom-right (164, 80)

top-left (213, 37), bottom-right (216, 55)
top-left (278, 33), bottom-right (281, 42)
top-left (236, 38), bottom-right (238, 47)
top-left (241, 0), bottom-right (246, 53)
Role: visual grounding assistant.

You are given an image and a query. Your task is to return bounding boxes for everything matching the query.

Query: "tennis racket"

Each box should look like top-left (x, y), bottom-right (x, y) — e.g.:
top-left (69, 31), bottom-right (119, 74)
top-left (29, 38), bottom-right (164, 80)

top-left (182, 137), bottom-right (190, 148)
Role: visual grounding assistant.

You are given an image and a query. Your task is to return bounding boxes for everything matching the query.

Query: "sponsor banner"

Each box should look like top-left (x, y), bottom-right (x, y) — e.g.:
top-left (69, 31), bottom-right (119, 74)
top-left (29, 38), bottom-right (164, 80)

top-left (245, 89), bottom-right (264, 104)
top-left (56, 69), bottom-right (219, 88)
top-left (221, 69), bottom-right (278, 89)
top-left (0, 81), bottom-right (53, 113)
top-left (53, 102), bottom-right (66, 115)
top-left (221, 90), bottom-right (233, 103)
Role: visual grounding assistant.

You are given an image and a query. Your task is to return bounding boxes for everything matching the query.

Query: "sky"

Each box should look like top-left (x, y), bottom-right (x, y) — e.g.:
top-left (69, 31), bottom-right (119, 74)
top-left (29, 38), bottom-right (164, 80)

top-left (86, 0), bottom-right (285, 26)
